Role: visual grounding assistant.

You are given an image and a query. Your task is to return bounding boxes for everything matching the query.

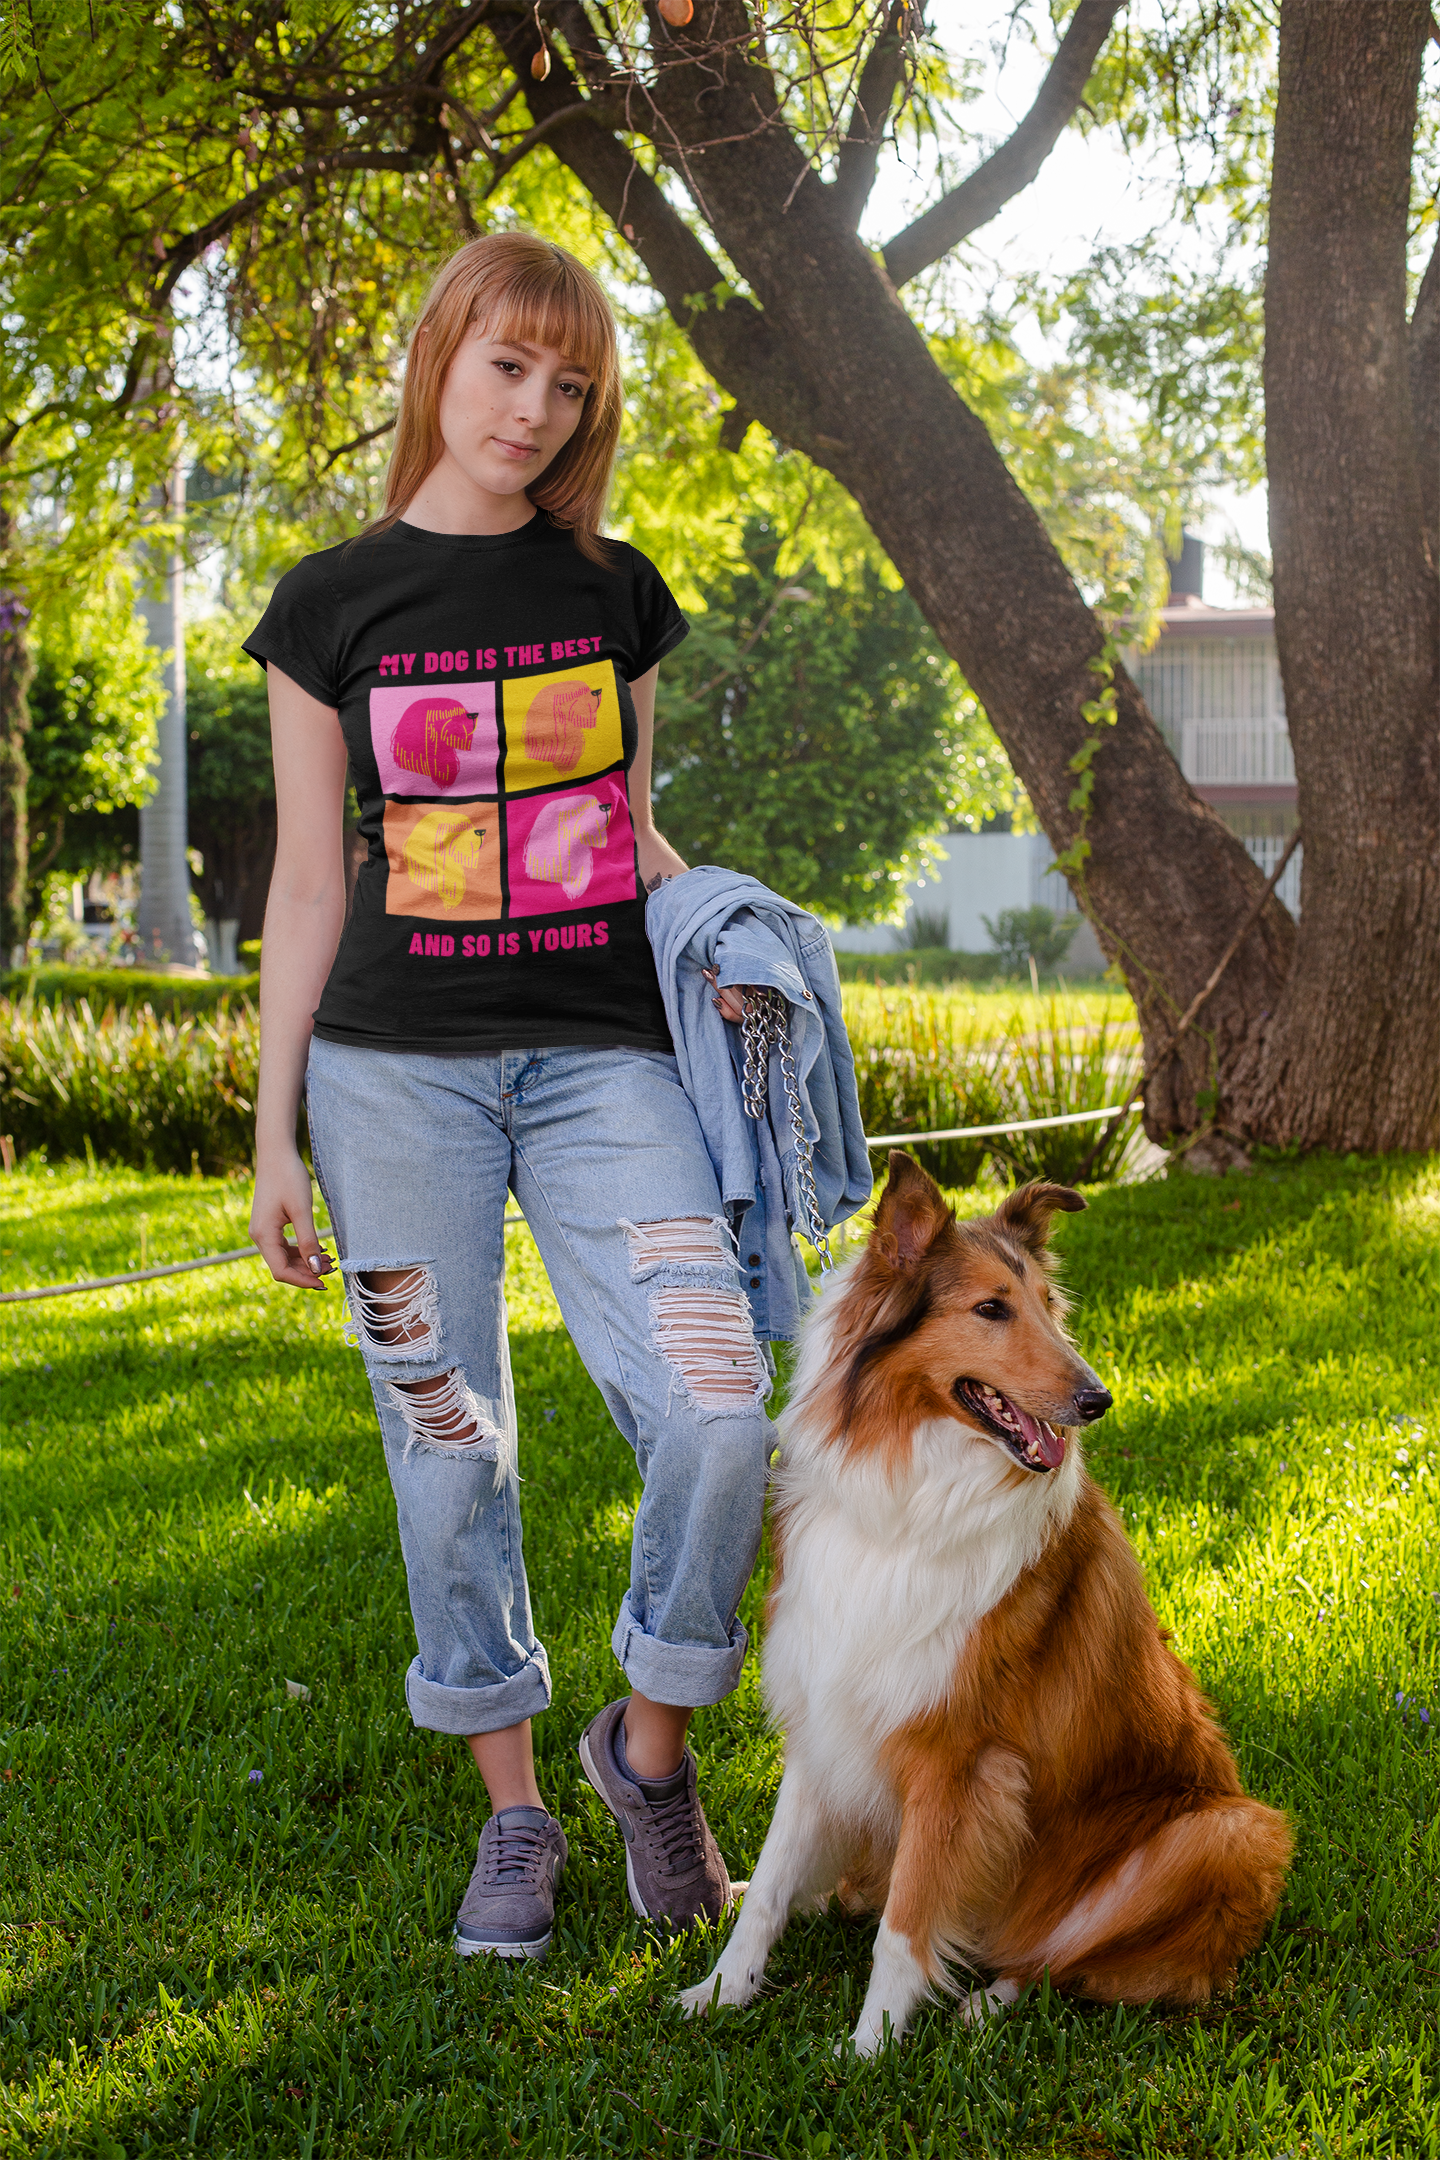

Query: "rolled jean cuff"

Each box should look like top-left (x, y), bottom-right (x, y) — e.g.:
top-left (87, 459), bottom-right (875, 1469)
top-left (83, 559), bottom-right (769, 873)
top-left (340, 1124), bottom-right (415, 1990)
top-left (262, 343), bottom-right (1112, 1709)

top-left (610, 1595), bottom-right (749, 1708)
top-left (403, 1646), bottom-right (552, 1736)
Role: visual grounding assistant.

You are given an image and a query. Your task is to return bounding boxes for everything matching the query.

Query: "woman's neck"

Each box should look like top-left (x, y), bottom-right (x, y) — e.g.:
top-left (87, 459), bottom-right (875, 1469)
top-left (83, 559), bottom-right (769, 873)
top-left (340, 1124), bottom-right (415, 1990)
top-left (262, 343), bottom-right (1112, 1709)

top-left (399, 455), bottom-right (538, 537)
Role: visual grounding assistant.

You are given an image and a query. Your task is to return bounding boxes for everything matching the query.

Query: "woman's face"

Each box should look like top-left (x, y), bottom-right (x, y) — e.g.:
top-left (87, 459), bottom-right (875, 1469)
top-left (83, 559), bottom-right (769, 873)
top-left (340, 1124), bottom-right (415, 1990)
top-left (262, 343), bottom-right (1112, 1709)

top-left (433, 324), bottom-right (593, 502)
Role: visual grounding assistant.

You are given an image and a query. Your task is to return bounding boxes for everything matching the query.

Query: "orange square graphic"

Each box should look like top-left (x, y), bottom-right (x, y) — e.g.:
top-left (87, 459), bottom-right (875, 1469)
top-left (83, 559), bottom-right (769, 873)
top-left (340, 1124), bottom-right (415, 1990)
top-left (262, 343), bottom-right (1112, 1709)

top-left (384, 800), bottom-right (502, 922)
top-left (503, 661), bottom-right (623, 793)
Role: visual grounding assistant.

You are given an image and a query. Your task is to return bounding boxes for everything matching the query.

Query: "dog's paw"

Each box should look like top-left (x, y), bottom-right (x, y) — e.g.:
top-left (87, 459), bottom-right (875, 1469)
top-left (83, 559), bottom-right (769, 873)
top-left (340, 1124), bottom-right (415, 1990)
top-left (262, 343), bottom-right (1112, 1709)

top-left (844, 2018), bottom-right (898, 2059)
top-left (959, 1981), bottom-right (1016, 2025)
top-left (676, 1968), bottom-right (758, 2018)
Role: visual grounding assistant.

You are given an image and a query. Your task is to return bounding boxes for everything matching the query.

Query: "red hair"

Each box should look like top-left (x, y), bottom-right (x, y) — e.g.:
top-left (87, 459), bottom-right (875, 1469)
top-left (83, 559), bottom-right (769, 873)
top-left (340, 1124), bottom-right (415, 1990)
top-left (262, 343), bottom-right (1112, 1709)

top-left (374, 233), bottom-right (621, 563)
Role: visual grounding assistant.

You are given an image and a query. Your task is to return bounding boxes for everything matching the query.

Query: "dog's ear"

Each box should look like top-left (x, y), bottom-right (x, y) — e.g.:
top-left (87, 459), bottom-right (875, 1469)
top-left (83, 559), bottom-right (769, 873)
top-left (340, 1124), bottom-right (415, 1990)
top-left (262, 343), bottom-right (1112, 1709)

top-left (993, 1181), bottom-right (1086, 1258)
top-left (872, 1150), bottom-right (953, 1271)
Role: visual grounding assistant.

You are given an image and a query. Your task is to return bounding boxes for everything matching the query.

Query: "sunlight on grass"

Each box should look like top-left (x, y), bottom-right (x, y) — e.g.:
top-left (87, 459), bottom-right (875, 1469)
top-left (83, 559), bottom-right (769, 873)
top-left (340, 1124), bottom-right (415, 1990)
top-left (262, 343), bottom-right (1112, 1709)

top-left (2, 1155), bottom-right (1437, 2157)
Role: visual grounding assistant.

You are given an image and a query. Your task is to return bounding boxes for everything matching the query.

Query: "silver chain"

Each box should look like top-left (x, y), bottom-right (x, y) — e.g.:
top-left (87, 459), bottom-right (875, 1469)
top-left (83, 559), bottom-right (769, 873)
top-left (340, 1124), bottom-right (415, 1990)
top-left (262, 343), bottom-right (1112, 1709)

top-left (739, 986), bottom-right (833, 1273)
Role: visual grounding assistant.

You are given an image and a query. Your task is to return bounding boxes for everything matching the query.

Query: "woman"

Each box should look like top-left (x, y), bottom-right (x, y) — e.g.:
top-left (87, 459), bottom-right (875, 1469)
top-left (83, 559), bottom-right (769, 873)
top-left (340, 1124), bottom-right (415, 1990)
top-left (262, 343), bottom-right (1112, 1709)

top-left (245, 234), bottom-right (772, 1963)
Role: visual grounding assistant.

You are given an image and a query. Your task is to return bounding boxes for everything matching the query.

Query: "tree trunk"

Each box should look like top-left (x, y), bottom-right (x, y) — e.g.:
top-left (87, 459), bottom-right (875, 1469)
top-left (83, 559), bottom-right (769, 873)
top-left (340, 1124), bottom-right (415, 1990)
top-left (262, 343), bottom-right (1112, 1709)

top-left (1241, 0), bottom-right (1439, 1151)
top-left (522, 16), bottom-right (1294, 1144)
top-left (0, 495), bottom-right (33, 966)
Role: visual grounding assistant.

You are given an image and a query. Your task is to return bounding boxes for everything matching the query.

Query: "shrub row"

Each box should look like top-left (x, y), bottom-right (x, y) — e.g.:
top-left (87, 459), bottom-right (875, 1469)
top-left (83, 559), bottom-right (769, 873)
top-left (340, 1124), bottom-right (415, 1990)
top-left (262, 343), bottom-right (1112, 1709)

top-left (0, 989), bottom-right (1143, 1186)
top-left (0, 995), bottom-right (261, 1175)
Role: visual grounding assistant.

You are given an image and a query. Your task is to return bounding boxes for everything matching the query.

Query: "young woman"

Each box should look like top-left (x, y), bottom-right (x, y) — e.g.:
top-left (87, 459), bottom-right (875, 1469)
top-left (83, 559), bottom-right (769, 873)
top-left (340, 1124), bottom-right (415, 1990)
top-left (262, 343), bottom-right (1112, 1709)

top-left (245, 233), bottom-right (773, 1962)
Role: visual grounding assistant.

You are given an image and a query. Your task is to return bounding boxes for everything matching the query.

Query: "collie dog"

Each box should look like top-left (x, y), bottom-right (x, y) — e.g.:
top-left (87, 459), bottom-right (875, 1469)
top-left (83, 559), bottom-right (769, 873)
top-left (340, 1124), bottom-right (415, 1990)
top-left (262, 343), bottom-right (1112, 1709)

top-left (680, 1154), bottom-right (1291, 2054)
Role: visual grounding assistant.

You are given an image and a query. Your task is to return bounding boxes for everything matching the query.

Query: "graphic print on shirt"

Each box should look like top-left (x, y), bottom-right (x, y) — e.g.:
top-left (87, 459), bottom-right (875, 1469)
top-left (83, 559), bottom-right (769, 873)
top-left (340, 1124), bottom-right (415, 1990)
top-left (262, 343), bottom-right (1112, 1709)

top-left (369, 681), bottom-right (499, 798)
top-left (502, 661), bottom-right (621, 793)
top-left (383, 800), bottom-right (503, 920)
top-left (506, 773), bottom-right (636, 917)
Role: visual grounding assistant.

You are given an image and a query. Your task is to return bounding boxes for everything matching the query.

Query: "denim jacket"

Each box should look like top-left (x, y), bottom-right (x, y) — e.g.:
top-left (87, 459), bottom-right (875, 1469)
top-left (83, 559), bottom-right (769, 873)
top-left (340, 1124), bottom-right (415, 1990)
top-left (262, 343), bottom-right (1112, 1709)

top-left (644, 867), bottom-right (873, 1342)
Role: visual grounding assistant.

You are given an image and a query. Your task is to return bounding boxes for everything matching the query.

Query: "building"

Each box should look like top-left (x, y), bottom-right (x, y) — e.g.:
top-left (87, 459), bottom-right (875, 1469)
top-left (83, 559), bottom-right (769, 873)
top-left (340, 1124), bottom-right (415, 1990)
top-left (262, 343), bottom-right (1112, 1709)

top-left (831, 536), bottom-right (1297, 967)
top-left (1125, 533), bottom-right (1300, 914)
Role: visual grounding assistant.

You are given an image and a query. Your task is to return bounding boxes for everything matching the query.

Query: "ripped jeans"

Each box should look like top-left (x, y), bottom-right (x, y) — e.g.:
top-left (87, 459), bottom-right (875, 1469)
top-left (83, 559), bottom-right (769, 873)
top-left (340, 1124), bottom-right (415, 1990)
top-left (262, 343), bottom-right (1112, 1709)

top-left (304, 1037), bottom-right (774, 1737)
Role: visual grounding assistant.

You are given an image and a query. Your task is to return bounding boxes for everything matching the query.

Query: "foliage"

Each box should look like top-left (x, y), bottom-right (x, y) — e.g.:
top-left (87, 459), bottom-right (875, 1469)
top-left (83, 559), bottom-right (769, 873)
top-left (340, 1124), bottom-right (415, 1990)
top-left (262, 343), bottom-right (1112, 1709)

top-left (840, 985), bottom-right (1143, 1186)
top-left (22, 579), bottom-right (162, 918)
top-left (185, 615), bottom-right (278, 937)
top-left (653, 532), bottom-right (1021, 921)
top-left (897, 907), bottom-right (951, 951)
top-left (0, 993), bottom-right (259, 1174)
top-left (0, 965), bottom-right (259, 1015)
top-left (982, 905), bottom-right (1081, 974)
top-left (2, 1154), bottom-right (1437, 2154)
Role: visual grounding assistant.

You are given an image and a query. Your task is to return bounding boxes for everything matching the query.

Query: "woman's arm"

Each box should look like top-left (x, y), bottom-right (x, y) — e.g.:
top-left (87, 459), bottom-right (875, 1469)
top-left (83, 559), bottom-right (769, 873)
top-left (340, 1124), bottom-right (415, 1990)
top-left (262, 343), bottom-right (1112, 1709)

top-left (628, 663), bottom-right (689, 893)
top-left (248, 664), bottom-right (350, 1291)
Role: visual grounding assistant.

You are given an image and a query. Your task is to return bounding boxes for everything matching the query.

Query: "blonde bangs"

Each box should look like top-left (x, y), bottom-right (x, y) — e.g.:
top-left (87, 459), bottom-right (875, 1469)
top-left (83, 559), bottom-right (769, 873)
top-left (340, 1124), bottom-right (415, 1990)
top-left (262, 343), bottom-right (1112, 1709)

top-left (372, 234), bottom-right (622, 564)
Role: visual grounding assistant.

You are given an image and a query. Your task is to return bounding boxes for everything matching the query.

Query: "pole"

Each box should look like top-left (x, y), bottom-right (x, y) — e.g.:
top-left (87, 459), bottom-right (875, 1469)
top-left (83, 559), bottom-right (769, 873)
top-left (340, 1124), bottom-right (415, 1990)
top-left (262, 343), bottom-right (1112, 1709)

top-left (137, 457), bottom-right (194, 967)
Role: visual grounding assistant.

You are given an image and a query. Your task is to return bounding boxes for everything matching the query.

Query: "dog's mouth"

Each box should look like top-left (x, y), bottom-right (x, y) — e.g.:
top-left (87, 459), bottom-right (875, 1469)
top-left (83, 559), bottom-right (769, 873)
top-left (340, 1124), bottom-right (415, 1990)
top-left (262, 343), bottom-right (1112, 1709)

top-left (952, 1379), bottom-right (1066, 1474)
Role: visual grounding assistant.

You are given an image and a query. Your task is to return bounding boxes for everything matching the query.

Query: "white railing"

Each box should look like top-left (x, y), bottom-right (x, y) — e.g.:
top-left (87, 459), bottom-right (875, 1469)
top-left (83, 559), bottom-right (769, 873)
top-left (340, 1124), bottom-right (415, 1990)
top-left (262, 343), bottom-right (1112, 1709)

top-left (1180, 717), bottom-right (1295, 787)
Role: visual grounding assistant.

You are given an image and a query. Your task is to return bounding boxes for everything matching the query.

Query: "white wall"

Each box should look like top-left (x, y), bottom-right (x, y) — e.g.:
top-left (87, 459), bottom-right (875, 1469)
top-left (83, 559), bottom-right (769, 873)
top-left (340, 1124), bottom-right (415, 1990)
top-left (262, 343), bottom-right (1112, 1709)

top-left (831, 832), bottom-right (1107, 972)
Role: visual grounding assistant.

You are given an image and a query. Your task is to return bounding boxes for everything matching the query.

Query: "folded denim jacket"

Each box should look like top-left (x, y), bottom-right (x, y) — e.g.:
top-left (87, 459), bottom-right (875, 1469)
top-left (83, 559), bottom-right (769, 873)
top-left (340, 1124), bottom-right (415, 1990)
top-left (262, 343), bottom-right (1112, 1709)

top-left (644, 866), bottom-right (873, 1342)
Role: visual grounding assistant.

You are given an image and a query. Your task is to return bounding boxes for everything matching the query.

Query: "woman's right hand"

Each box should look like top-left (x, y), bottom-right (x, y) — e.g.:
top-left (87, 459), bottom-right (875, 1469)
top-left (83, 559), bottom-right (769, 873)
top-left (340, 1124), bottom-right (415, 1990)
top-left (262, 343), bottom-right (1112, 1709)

top-left (250, 1145), bottom-right (336, 1291)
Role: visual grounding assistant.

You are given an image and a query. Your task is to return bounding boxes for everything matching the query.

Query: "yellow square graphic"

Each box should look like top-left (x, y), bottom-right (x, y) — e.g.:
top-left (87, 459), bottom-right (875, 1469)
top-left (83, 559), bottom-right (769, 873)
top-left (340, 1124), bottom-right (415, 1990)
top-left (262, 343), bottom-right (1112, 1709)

top-left (384, 800), bottom-right (502, 921)
top-left (503, 661), bottom-right (622, 793)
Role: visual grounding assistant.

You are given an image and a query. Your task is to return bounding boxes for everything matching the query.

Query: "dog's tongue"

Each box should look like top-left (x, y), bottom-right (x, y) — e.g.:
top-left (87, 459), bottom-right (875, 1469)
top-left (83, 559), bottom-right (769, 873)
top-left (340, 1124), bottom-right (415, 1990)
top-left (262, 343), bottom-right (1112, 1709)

top-left (1018, 1407), bottom-right (1066, 1470)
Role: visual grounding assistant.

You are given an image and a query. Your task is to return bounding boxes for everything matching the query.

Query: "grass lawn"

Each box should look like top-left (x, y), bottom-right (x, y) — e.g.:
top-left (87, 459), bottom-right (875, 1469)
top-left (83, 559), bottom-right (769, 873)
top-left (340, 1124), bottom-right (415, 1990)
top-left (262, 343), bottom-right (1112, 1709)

top-left (2, 1154), bottom-right (1437, 2158)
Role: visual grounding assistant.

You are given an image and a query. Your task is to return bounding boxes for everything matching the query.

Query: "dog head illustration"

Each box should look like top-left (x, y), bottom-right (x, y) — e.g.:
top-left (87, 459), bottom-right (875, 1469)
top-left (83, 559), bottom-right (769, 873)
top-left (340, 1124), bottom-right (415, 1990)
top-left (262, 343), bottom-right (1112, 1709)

top-left (401, 808), bottom-right (487, 910)
top-left (524, 680), bottom-right (604, 775)
top-left (390, 697), bottom-right (477, 789)
top-left (523, 794), bottom-right (613, 900)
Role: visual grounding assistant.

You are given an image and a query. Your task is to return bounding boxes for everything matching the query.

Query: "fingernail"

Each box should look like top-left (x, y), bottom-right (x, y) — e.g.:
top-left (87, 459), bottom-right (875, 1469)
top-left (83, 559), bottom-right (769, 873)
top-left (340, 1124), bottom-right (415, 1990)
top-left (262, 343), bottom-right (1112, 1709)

top-left (307, 1254), bottom-right (323, 1273)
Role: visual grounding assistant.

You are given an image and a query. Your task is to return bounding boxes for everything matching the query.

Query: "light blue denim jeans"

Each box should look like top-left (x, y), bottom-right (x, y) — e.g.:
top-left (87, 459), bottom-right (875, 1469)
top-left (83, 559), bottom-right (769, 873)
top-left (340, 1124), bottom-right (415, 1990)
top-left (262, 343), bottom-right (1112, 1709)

top-left (304, 1037), bottom-right (774, 1737)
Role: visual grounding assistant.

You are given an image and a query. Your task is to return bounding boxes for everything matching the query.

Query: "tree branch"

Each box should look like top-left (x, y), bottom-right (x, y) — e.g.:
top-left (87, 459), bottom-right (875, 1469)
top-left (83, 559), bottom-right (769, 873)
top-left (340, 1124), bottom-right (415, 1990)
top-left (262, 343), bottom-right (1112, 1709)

top-left (1410, 228), bottom-right (1439, 568)
top-left (880, 0), bottom-right (1121, 287)
top-left (481, 15), bottom-right (809, 426)
top-left (830, 1), bottom-right (908, 230)
top-left (150, 150), bottom-right (431, 313)
top-left (318, 417), bottom-right (398, 471)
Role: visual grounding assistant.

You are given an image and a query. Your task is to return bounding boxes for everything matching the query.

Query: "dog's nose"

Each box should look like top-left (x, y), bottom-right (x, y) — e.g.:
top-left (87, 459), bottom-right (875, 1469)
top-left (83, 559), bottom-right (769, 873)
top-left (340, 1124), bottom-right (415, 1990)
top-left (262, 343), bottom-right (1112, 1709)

top-left (1073, 1387), bottom-right (1113, 1423)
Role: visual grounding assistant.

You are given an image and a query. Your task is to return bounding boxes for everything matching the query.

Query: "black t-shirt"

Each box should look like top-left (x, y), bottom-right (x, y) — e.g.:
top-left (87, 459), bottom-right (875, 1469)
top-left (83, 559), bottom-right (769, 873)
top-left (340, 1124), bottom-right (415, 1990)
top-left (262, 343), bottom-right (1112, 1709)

top-left (243, 516), bottom-right (687, 1053)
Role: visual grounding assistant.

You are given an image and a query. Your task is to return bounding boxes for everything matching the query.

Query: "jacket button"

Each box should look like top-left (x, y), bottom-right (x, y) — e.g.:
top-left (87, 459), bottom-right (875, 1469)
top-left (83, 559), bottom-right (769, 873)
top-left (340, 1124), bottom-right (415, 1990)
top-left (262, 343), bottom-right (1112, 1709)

top-left (747, 1253), bottom-right (761, 1265)
top-left (749, 1276), bottom-right (761, 1288)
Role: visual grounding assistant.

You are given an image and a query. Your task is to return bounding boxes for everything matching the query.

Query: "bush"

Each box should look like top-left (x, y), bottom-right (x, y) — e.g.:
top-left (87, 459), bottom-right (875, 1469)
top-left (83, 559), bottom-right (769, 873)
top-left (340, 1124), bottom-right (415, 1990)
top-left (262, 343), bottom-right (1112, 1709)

top-left (0, 994), bottom-right (260, 1174)
top-left (0, 966), bottom-right (261, 1017)
top-left (982, 905), bottom-right (1081, 974)
top-left (845, 989), bottom-right (1143, 1187)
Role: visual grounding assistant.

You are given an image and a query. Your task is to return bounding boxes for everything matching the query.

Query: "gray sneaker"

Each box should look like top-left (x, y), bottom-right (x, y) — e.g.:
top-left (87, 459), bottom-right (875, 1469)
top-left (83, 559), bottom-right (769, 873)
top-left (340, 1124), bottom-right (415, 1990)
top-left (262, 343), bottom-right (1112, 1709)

top-left (578, 1699), bottom-right (733, 1930)
top-left (453, 1806), bottom-right (567, 1960)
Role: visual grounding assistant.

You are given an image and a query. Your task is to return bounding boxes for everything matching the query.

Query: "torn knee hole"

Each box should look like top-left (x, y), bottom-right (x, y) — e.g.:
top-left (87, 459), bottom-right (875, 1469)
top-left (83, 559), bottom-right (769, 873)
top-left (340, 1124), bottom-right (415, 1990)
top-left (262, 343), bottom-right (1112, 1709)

top-left (386, 1368), bottom-right (504, 1466)
top-left (652, 1286), bottom-right (768, 1409)
top-left (621, 1216), bottom-right (735, 1272)
top-left (344, 1265), bottom-right (440, 1358)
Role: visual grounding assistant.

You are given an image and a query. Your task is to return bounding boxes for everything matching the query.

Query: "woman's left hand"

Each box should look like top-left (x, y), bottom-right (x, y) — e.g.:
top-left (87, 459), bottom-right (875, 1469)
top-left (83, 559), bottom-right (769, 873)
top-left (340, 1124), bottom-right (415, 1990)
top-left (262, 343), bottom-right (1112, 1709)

top-left (702, 968), bottom-right (762, 1024)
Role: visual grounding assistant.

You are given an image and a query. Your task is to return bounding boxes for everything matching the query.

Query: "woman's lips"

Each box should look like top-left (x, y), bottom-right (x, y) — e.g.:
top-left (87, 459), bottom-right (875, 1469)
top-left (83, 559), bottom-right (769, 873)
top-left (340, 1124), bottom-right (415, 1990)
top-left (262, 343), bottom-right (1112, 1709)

top-left (493, 435), bottom-right (541, 461)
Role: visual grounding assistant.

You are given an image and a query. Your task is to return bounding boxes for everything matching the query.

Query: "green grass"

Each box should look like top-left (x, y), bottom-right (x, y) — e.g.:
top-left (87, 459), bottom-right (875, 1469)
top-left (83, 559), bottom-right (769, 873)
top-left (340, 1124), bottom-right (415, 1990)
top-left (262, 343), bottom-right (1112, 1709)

top-left (2, 1155), bottom-right (1437, 2158)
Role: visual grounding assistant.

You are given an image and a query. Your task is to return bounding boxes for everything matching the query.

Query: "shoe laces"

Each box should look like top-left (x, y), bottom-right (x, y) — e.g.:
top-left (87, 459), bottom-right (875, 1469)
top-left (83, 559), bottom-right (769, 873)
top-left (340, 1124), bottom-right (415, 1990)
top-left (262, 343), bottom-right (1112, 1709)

top-left (482, 1816), bottom-right (551, 1888)
top-left (641, 1782), bottom-right (705, 1878)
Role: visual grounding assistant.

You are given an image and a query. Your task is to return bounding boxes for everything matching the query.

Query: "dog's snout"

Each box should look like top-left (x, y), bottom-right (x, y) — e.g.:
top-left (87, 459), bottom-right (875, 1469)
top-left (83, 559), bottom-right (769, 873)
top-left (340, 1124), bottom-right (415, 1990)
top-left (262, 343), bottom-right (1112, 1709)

top-left (1073, 1386), bottom-right (1113, 1424)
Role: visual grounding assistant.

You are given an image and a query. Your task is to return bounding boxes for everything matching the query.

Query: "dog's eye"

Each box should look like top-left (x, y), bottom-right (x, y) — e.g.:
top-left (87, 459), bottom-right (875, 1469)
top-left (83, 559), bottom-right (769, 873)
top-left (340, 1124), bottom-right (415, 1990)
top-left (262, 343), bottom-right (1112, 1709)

top-left (974, 1299), bottom-right (1011, 1322)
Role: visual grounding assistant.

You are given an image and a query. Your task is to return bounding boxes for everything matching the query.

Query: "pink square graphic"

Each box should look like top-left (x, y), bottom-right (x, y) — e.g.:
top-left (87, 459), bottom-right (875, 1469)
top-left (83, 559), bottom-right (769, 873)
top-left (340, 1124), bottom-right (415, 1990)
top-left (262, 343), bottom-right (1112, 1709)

top-left (506, 775), bottom-right (637, 917)
top-left (369, 681), bottom-right (498, 797)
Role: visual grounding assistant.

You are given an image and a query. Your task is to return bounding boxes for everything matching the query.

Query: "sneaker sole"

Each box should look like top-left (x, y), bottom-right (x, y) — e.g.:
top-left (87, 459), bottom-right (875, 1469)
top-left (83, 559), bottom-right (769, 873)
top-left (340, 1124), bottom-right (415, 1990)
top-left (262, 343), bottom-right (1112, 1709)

top-left (577, 1728), bottom-right (655, 1923)
top-left (454, 1928), bottom-right (552, 1960)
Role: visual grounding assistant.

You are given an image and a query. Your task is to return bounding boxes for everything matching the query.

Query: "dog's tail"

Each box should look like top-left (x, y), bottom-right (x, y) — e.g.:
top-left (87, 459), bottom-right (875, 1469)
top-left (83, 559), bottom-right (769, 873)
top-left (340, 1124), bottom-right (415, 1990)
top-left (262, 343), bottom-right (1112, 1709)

top-left (1014, 1797), bottom-right (1293, 2007)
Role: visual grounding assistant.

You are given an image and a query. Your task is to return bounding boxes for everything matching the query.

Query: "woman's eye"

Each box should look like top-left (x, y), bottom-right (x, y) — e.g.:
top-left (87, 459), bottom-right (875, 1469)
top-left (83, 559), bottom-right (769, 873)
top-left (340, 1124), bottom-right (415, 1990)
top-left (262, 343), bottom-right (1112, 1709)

top-left (975, 1300), bottom-right (1011, 1322)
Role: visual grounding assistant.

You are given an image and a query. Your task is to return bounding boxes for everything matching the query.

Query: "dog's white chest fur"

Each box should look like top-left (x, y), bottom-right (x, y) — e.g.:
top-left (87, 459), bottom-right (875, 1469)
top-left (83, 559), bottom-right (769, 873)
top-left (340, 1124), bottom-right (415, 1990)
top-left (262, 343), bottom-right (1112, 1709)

top-left (765, 1412), bottom-right (1078, 1833)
